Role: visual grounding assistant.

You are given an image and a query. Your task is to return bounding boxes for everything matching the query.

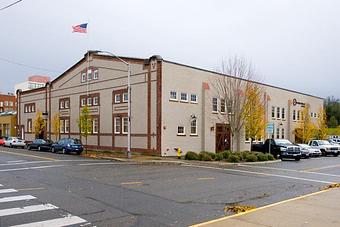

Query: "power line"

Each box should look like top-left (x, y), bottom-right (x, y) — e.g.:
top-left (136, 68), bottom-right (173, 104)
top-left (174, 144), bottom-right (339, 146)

top-left (0, 57), bottom-right (61, 73)
top-left (0, 0), bottom-right (23, 11)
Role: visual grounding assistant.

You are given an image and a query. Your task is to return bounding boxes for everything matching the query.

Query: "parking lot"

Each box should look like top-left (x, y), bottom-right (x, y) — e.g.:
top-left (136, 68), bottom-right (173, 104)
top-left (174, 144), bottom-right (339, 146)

top-left (0, 146), bottom-right (340, 226)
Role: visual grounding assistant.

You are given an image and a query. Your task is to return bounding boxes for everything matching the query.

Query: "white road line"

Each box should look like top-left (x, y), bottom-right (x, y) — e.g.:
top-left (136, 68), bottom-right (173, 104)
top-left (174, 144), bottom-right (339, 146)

top-left (11, 215), bottom-right (87, 227)
top-left (0, 165), bottom-right (64, 172)
top-left (238, 164), bottom-right (340, 178)
top-left (0, 195), bottom-right (36, 203)
top-left (0, 184), bottom-right (3, 187)
top-left (0, 189), bottom-right (17, 194)
top-left (7, 160), bottom-right (26, 163)
top-left (0, 204), bottom-right (58, 217)
top-left (78, 162), bottom-right (125, 166)
top-left (183, 164), bottom-right (336, 184)
top-left (0, 161), bottom-right (52, 167)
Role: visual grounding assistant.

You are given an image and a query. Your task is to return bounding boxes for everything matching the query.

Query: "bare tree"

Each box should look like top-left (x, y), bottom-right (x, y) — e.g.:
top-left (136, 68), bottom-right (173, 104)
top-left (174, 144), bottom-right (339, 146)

top-left (211, 56), bottom-right (258, 152)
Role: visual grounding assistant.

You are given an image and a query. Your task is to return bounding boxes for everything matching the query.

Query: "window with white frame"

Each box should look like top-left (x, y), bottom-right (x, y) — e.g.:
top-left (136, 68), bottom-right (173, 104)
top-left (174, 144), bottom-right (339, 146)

top-left (87, 70), bottom-right (92, 81)
top-left (65, 100), bottom-right (69, 109)
top-left (123, 93), bottom-right (128, 103)
top-left (9, 102), bottom-right (13, 107)
top-left (93, 70), bottom-right (98, 80)
top-left (60, 120), bottom-right (65, 133)
top-left (310, 112), bottom-right (313, 118)
top-left (28, 105), bottom-right (31, 112)
top-left (60, 100), bottom-right (65, 109)
top-left (314, 113), bottom-right (317, 118)
top-left (293, 110), bottom-right (296, 121)
top-left (93, 118), bottom-right (98, 134)
top-left (93, 96), bottom-right (98, 106)
top-left (65, 119), bottom-right (70, 133)
top-left (190, 94), bottom-right (198, 103)
top-left (281, 128), bottom-right (284, 139)
top-left (281, 108), bottom-right (285, 119)
top-left (212, 98), bottom-right (218, 112)
top-left (27, 119), bottom-right (32, 132)
top-left (276, 127), bottom-right (280, 139)
top-left (272, 106), bottom-right (275, 118)
top-left (220, 99), bottom-right (226, 113)
top-left (81, 73), bottom-right (86, 83)
top-left (32, 105), bottom-right (35, 112)
top-left (177, 126), bottom-right (185, 135)
top-left (25, 106), bottom-right (28, 113)
top-left (297, 110), bottom-right (300, 121)
top-left (180, 92), bottom-right (188, 102)
top-left (115, 94), bottom-right (121, 103)
top-left (114, 117), bottom-right (121, 134)
top-left (170, 91), bottom-right (177, 101)
top-left (81, 98), bottom-right (86, 107)
top-left (4, 101), bottom-right (8, 106)
top-left (276, 107), bottom-right (280, 119)
top-left (122, 117), bottom-right (128, 134)
top-left (190, 119), bottom-right (197, 135)
top-left (87, 97), bottom-right (92, 106)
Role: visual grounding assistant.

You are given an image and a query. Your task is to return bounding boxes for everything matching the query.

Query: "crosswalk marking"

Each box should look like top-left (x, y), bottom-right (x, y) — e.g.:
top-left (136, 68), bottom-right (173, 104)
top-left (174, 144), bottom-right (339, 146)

top-left (0, 204), bottom-right (58, 217)
top-left (0, 189), bottom-right (17, 194)
top-left (0, 184), bottom-right (3, 186)
top-left (0, 195), bottom-right (36, 203)
top-left (11, 215), bottom-right (88, 227)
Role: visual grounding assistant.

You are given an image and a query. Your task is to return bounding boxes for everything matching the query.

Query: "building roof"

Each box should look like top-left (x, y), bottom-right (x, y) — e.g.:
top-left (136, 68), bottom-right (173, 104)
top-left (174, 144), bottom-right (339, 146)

top-left (0, 110), bottom-right (17, 116)
top-left (28, 75), bottom-right (50, 83)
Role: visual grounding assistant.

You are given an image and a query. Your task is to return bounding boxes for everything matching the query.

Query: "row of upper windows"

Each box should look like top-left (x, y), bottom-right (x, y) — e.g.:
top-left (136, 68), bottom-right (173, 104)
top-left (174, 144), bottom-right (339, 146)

top-left (212, 98), bottom-right (226, 113)
top-left (24, 103), bottom-right (36, 113)
top-left (0, 101), bottom-right (15, 107)
top-left (271, 106), bottom-right (286, 120)
top-left (169, 91), bottom-right (198, 103)
top-left (80, 94), bottom-right (100, 107)
top-left (177, 118), bottom-right (198, 136)
top-left (114, 93), bottom-right (128, 104)
top-left (58, 118), bottom-right (99, 134)
top-left (81, 68), bottom-right (99, 83)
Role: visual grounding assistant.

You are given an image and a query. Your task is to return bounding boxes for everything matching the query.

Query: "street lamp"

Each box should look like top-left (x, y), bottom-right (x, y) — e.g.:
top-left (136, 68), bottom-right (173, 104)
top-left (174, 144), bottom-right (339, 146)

top-left (91, 50), bottom-right (132, 159)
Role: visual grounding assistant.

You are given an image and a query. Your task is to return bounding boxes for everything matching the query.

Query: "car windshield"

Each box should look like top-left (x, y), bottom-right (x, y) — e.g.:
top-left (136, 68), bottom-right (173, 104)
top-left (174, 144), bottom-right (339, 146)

top-left (298, 144), bottom-right (309, 148)
top-left (274, 139), bottom-right (292, 145)
top-left (319, 141), bottom-right (330, 145)
top-left (70, 139), bottom-right (82, 145)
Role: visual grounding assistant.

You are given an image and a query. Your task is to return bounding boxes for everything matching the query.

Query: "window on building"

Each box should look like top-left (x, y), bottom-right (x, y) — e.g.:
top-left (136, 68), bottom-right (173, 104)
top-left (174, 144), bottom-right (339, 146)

top-left (0, 102), bottom-right (3, 107)
top-left (245, 130), bottom-right (250, 142)
top-left (212, 98), bottom-right (218, 112)
top-left (65, 100), bottom-right (69, 109)
top-left (28, 105), bottom-right (31, 112)
top-left (87, 97), bottom-right (92, 106)
top-left (60, 120), bottom-right (65, 133)
top-left (293, 110), bottom-right (296, 121)
top-left (122, 117), bottom-right (128, 134)
top-left (27, 119), bottom-right (32, 133)
top-left (220, 99), bottom-right (226, 113)
top-left (170, 91), bottom-right (177, 101)
top-left (81, 73), bottom-right (86, 83)
top-left (310, 112), bottom-right (314, 118)
top-left (9, 102), bottom-right (13, 107)
top-left (276, 107), bottom-right (280, 119)
top-left (114, 117), bottom-right (121, 134)
top-left (272, 106), bottom-right (275, 118)
top-left (93, 118), bottom-right (98, 134)
top-left (276, 127), bottom-right (280, 139)
top-left (314, 113), bottom-right (317, 118)
top-left (25, 106), bottom-right (28, 113)
top-left (190, 94), bottom-right (198, 103)
top-left (115, 94), bottom-right (121, 103)
top-left (60, 100), bottom-right (65, 109)
top-left (177, 126), bottom-right (185, 135)
top-left (297, 110), bottom-right (300, 121)
top-left (93, 96), bottom-right (98, 106)
top-left (93, 70), bottom-right (98, 80)
top-left (31, 104), bottom-right (35, 112)
top-left (180, 92), bottom-right (188, 102)
top-left (281, 128), bottom-right (285, 139)
top-left (87, 69), bottom-right (92, 81)
top-left (81, 98), bottom-right (86, 107)
top-left (65, 119), bottom-right (70, 133)
top-left (123, 93), bottom-right (128, 103)
top-left (281, 108), bottom-right (285, 119)
top-left (190, 119), bottom-right (197, 135)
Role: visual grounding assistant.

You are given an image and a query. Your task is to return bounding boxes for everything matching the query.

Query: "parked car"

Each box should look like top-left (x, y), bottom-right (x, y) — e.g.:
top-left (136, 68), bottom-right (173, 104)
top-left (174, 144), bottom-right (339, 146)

top-left (252, 139), bottom-right (302, 161)
top-left (27, 139), bottom-right (54, 151)
top-left (297, 144), bottom-right (322, 157)
top-left (0, 136), bottom-right (7, 146)
top-left (4, 137), bottom-right (26, 148)
top-left (308, 140), bottom-right (339, 156)
top-left (51, 138), bottom-right (83, 155)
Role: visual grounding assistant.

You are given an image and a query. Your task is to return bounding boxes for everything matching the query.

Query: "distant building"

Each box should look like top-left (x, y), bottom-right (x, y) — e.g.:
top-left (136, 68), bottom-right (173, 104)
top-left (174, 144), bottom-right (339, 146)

top-left (0, 93), bottom-right (16, 113)
top-left (15, 75), bottom-right (50, 92)
top-left (0, 111), bottom-right (16, 137)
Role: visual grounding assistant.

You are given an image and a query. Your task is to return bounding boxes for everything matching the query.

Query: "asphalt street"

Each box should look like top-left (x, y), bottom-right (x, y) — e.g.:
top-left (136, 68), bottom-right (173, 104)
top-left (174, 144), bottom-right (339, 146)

top-left (0, 147), bottom-right (340, 227)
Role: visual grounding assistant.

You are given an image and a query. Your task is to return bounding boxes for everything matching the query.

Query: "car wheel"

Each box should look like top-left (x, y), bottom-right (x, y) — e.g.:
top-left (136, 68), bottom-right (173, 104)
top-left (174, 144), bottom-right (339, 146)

top-left (27, 145), bottom-right (31, 150)
top-left (76, 151), bottom-right (82, 155)
top-left (38, 146), bottom-right (41, 152)
top-left (10, 144), bottom-right (13, 148)
top-left (51, 147), bottom-right (56, 153)
top-left (333, 153), bottom-right (339, 157)
top-left (295, 157), bottom-right (301, 161)
top-left (62, 148), bottom-right (67, 154)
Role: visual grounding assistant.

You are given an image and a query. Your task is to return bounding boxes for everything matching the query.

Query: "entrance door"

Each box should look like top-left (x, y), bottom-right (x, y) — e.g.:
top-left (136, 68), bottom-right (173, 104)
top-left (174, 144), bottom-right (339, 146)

top-left (215, 123), bottom-right (231, 152)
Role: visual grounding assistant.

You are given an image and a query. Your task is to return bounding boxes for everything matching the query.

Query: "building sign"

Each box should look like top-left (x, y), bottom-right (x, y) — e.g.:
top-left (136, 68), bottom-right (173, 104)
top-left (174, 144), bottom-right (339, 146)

top-left (266, 123), bottom-right (274, 134)
top-left (292, 98), bottom-right (305, 107)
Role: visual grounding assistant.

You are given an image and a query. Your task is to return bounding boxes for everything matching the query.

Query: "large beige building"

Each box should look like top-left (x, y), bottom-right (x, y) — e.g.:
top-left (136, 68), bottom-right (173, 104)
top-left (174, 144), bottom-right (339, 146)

top-left (17, 51), bottom-right (324, 156)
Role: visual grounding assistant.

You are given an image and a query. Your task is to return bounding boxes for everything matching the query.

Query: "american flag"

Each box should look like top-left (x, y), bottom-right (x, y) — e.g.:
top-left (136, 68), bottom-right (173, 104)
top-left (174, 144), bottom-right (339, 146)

top-left (72, 23), bottom-right (88, 33)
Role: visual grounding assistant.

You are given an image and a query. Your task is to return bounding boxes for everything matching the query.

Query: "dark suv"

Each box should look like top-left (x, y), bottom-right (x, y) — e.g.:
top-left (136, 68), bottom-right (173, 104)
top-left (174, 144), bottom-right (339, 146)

top-left (51, 138), bottom-right (83, 155)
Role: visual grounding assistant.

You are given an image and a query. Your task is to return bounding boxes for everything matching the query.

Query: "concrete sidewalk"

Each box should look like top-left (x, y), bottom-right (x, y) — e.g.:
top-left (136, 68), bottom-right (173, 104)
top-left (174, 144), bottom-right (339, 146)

top-left (192, 188), bottom-right (340, 227)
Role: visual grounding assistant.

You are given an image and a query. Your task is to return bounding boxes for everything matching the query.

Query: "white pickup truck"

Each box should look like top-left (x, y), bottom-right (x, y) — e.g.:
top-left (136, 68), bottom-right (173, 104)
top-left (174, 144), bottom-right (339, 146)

top-left (308, 140), bottom-right (339, 157)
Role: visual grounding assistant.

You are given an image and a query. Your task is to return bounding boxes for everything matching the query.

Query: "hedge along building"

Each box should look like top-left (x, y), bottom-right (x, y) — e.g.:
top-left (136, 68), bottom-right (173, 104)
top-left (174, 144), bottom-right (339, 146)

top-left (17, 51), bottom-right (324, 156)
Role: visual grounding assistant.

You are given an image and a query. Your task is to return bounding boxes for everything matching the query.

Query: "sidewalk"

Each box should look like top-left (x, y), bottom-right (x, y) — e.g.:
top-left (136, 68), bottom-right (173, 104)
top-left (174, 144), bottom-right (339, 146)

top-left (192, 188), bottom-right (340, 227)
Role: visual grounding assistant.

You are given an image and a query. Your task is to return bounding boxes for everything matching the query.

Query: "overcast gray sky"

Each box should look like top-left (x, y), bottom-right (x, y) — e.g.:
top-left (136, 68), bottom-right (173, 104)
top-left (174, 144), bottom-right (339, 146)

top-left (0, 0), bottom-right (339, 98)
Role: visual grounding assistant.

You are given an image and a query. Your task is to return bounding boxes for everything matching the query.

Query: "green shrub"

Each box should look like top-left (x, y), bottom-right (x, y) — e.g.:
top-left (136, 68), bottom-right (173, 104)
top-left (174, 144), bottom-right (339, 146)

top-left (227, 154), bottom-right (240, 163)
top-left (222, 150), bottom-right (232, 159)
top-left (266, 153), bottom-right (275, 160)
top-left (245, 153), bottom-right (258, 162)
top-left (185, 151), bottom-right (199, 160)
top-left (204, 152), bottom-right (216, 160)
top-left (199, 152), bottom-right (213, 161)
top-left (255, 152), bottom-right (268, 161)
top-left (215, 153), bottom-right (224, 161)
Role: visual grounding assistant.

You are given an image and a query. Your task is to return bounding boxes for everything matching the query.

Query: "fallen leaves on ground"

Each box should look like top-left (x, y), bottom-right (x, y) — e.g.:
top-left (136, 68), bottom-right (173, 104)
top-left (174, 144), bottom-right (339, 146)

top-left (224, 204), bottom-right (256, 214)
top-left (322, 183), bottom-right (340, 190)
